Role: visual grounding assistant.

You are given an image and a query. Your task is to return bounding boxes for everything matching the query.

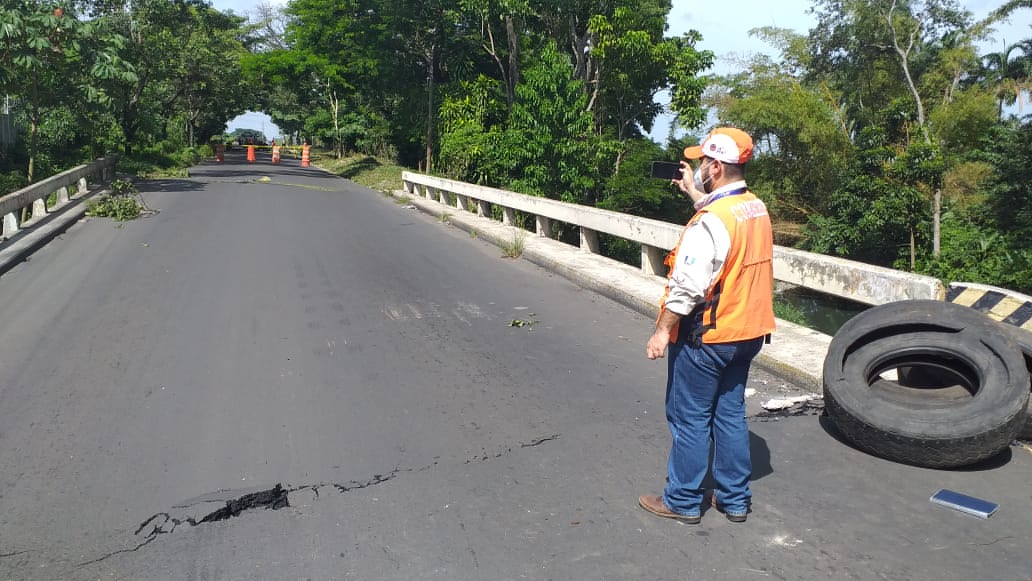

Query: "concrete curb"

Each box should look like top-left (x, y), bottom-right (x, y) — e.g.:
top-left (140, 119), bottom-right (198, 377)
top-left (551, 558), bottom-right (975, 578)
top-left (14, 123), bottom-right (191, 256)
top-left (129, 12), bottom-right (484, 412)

top-left (396, 192), bottom-right (829, 393)
top-left (0, 188), bottom-right (108, 279)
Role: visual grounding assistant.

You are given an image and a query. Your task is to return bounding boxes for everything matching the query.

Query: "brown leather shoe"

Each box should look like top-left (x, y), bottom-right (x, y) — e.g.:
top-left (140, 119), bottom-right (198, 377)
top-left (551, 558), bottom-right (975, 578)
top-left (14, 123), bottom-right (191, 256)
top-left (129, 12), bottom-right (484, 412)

top-left (638, 495), bottom-right (701, 524)
top-left (711, 495), bottom-right (748, 523)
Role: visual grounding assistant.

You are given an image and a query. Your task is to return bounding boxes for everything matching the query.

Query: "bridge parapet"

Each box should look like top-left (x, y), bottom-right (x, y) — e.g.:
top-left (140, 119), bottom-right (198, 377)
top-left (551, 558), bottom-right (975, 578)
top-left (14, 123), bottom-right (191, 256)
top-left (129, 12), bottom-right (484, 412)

top-left (0, 156), bottom-right (118, 278)
top-left (402, 172), bottom-right (944, 307)
top-left (1, 156), bottom-right (118, 239)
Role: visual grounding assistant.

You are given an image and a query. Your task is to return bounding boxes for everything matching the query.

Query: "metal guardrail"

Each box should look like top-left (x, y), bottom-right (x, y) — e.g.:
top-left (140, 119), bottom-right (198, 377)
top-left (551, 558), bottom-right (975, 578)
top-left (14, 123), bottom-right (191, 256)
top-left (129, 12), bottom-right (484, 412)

top-left (401, 171), bottom-right (944, 307)
top-left (1, 156), bottom-right (118, 240)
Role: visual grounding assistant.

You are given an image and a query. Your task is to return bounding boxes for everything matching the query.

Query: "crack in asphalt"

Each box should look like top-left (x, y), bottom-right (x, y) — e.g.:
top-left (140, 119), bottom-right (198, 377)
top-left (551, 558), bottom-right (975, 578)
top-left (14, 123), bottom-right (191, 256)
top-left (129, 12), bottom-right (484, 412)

top-left (465, 433), bottom-right (561, 464)
top-left (76, 434), bottom-right (562, 569)
top-left (78, 484), bottom-right (292, 567)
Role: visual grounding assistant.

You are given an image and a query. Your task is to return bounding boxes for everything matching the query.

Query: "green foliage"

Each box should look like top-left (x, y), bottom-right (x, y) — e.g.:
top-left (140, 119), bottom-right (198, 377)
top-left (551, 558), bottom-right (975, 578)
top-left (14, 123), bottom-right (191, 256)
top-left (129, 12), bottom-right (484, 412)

top-left (483, 43), bottom-right (616, 205)
top-left (915, 210), bottom-right (1032, 293)
top-left (86, 194), bottom-right (142, 221)
top-left (0, 1), bottom-right (136, 179)
top-left (983, 119), bottom-right (1032, 241)
top-left (802, 128), bottom-right (927, 265)
top-left (500, 228), bottom-right (527, 258)
top-left (438, 75), bottom-right (508, 183)
top-left (119, 144), bottom-right (203, 178)
top-left (109, 178), bottom-right (137, 195)
top-left (599, 139), bottom-right (691, 223)
top-left (0, 171), bottom-right (27, 195)
top-left (712, 53), bottom-right (853, 219)
top-left (772, 298), bottom-right (808, 328)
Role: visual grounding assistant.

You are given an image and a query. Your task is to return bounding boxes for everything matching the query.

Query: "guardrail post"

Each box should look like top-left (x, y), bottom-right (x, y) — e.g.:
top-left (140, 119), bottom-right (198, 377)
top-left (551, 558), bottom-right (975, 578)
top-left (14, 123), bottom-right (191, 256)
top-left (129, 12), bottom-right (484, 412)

top-left (580, 227), bottom-right (599, 254)
top-left (455, 194), bottom-right (468, 212)
top-left (76, 177), bottom-right (87, 198)
top-left (642, 245), bottom-right (666, 276)
top-left (56, 186), bottom-right (69, 206)
top-left (403, 180), bottom-right (414, 195)
top-left (502, 208), bottom-right (516, 226)
top-left (477, 200), bottom-right (490, 218)
top-left (3, 212), bottom-right (18, 238)
top-left (536, 215), bottom-right (552, 238)
top-left (437, 188), bottom-right (448, 205)
top-left (32, 197), bottom-right (47, 220)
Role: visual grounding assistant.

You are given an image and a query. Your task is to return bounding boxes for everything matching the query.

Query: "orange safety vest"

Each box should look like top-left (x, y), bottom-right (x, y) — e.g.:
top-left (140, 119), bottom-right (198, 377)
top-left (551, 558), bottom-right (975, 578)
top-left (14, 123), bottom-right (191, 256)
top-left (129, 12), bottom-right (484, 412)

top-left (659, 191), bottom-right (775, 344)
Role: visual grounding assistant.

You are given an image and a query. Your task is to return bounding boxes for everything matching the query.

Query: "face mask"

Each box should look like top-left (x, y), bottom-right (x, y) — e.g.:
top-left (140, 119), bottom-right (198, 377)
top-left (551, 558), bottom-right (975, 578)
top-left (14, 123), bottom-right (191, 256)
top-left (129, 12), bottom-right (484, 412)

top-left (693, 162), bottom-right (713, 194)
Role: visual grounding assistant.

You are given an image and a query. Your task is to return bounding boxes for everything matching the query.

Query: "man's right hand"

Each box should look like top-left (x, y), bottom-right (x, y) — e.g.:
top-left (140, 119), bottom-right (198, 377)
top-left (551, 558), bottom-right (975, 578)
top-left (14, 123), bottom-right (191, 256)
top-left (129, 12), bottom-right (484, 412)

top-left (646, 329), bottom-right (671, 360)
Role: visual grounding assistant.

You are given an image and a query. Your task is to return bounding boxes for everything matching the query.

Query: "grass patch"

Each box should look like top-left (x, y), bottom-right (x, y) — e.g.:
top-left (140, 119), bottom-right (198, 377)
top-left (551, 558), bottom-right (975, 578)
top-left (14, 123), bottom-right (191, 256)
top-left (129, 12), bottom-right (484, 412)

top-left (773, 298), bottom-right (807, 327)
top-left (120, 146), bottom-right (205, 179)
top-left (500, 229), bottom-right (527, 258)
top-left (317, 153), bottom-right (406, 194)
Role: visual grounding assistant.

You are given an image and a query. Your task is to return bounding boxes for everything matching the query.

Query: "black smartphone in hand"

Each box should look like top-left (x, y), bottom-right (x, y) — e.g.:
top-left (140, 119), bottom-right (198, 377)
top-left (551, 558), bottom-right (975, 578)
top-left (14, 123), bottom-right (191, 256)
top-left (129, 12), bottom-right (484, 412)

top-left (651, 161), bottom-right (683, 180)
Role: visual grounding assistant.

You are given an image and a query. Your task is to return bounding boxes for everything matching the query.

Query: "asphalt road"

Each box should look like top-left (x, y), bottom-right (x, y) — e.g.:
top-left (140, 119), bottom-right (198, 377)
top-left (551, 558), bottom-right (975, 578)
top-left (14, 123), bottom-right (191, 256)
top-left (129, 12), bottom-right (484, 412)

top-left (0, 152), bottom-right (1029, 580)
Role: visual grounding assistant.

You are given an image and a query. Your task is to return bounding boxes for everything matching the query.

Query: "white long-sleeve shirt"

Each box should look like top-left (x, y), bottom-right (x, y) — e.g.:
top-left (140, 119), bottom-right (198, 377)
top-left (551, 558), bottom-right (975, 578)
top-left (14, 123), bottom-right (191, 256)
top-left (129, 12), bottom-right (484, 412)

top-left (662, 181), bottom-right (747, 316)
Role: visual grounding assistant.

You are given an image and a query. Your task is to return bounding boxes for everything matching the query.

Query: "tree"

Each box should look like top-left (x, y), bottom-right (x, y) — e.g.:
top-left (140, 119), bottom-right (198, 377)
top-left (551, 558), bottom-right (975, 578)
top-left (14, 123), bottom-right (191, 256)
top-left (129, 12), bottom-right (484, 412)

top-left (457, 0), bottom-right (529, 109)
top-left (803, 127), bottom-right (927, 267)
top-left (83, 0), bottom-right (250, 155)
top-left (485, 42), bottom-right (612, 204)
top-left (805, 0), bottom-right (1014, 260)
top-left (708, 33), bottom-right (853, 221)
top-left (0, 1), bottom-right (135, 180)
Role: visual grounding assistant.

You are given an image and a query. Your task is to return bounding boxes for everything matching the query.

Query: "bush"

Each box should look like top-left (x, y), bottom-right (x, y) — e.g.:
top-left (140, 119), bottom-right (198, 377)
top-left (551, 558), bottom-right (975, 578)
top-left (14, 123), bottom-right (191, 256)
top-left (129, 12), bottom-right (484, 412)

top-left (86, 194), bottom-right (143, 221)
top-left (0, 171), bottom-right (27, 195)
top-left (86, 180), bottom-right (142, 221)
top-left (110, 178), bottom-right (137, 195)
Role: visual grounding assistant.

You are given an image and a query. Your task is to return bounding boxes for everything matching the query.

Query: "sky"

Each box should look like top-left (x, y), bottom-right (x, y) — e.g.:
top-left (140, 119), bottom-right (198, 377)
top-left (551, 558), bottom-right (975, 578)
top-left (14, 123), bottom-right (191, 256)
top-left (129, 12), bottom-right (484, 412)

top-left (213, 0), bottom-right (1030, 142)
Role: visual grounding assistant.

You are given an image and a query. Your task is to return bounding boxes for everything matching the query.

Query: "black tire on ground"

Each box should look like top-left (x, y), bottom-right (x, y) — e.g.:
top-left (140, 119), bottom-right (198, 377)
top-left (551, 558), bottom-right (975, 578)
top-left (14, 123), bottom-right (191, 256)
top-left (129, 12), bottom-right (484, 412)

top-left (997, 325), bottom-right (1032, 440)
top-left (823, 300), bottom-right (1030, 468)
top-left (897, 314), bottom-right (1032, 442)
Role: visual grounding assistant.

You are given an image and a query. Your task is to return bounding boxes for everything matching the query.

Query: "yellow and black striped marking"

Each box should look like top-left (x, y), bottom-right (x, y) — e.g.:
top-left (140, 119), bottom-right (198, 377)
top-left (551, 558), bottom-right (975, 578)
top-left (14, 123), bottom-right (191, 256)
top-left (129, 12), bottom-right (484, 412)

top-left (946, 284), bottom-right (1032, 332)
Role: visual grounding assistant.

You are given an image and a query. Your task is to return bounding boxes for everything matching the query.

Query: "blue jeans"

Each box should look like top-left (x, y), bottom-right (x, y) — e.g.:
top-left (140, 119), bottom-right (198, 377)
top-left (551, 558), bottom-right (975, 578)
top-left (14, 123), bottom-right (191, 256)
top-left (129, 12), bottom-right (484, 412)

top-left (662, 335), bottom-right (763, 517)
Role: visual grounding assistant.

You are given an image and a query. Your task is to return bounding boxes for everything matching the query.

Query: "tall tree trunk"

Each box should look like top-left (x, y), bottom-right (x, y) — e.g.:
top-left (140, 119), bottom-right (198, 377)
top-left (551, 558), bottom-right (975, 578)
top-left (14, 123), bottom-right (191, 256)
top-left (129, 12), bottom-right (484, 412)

top-left (28, 73), bottom-right (39, 184)
top-left (933, 188), bottom-right (942, 257)
top-left (329, 88), bottom-right (342, 159)
top-left (505, 16), bottom-right (520, 102)
top-left (884, 0), bottom-right (940, 256)
top-left (910, 228), bottom-right (916, 271)
top-left (425, 43), bottom-right (437, 173)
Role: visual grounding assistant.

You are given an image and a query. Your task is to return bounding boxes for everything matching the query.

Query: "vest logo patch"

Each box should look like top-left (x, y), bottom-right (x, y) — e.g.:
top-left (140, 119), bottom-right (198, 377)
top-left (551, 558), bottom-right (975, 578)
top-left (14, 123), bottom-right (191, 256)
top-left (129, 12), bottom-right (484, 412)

top-left (730, 199), bottom-right (768, 222)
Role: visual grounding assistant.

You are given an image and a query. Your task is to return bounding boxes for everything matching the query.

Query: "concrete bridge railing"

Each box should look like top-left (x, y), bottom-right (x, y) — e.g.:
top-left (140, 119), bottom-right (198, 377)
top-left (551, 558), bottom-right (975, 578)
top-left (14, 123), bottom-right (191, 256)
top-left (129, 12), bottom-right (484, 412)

top-left (401, 171), bottom-right (944, 307)
top-left (0, 156), bottom-right (118, 277)
top-left (1, 156), bottom-right (118, 240)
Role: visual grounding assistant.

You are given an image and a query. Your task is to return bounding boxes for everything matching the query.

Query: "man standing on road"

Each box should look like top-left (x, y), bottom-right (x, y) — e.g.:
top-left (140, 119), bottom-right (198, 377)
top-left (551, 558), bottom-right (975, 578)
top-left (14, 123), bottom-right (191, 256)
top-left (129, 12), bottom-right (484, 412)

top-left (639, 127), bottom-right (775, 525)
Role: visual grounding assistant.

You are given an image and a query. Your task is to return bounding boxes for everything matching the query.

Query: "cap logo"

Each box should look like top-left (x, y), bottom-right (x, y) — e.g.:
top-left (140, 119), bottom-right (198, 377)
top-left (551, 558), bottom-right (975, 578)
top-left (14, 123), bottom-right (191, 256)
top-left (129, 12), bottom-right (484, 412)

top-left (708, 142), bottom-right (729, 156)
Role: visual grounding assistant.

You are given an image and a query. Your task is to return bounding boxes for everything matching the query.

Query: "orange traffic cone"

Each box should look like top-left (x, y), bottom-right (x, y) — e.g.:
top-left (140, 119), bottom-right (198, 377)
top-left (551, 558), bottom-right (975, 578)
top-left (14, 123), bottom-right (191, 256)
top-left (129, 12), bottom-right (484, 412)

top-left (247, 145), bottom-right (256, 163)
top-left (301, 144), bottom-right (311, 167)
top-left (215, 143), bottom-right (225, 163)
